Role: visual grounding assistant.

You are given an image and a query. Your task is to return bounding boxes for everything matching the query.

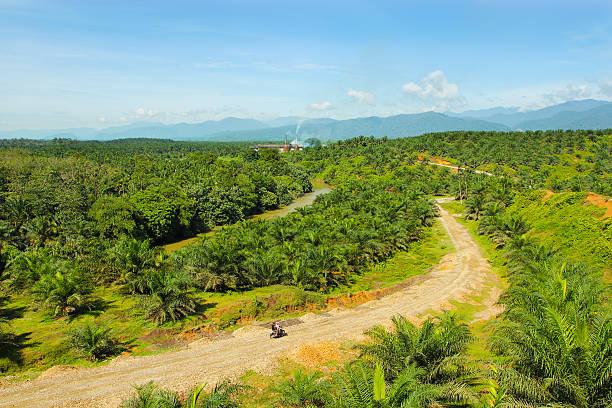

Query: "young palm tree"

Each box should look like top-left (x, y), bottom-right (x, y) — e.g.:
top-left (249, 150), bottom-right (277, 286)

top-left (4, 248), bottom-right (54, 289)
top-left (68, 322), bottom-right (120, 361)
top-left (276, 369), bottom-right (330, 407)
top-left (465, 194), bottom-right (485, 220)
top-left (356, 313), bottom-right (473, 382)
top-left (107, 236), bottom-right (156, 292)
top-left (32, 268), bottom-right (93, 316)
top-left (331, 361), bottom-right (475, 408)
top-left (139, 268), bottom-right (196, 324)
top-left (492, 260), bottom-right (611, 407)
top-left (120, 380), bottom-right (246, 408)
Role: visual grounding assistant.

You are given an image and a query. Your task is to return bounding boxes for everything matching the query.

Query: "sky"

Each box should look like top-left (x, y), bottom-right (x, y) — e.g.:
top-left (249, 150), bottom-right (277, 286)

top-left (1, 0), bottom-right (612, 130)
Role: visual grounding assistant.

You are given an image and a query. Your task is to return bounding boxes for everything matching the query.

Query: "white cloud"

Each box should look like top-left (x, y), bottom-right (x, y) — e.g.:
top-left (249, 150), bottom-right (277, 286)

top-left (402, 70), bottom-right (464, 110)
top-left (542, 83), bottom-right (591, 105)
top-left (599, 77), bottom-right (612, 98)
top-left (347, 89), bottom-right (375, 104)
top-left (307, 101), bottom-right (333, 111)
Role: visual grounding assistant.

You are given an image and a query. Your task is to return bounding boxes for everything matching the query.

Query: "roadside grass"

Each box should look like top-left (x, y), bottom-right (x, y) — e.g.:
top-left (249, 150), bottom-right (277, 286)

top-left (238, 341), bottom-right (356, 407)
top-left (331, 219), bottom-right (455, 294)
top-left (239, 362), bottom-right (320, 407)
top-left (438, 201), bottom-right (465, 215)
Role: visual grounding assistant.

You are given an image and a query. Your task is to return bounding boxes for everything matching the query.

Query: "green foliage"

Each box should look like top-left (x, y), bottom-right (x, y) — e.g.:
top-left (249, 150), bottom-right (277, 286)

top-left (505, 191), bottom-right (612, 270)
top-left (138, 268), bottom-right (196, 324)
top-left (68, 322), bottom-right (121, 361)
top-left (331, 360), bottom-right (476, 408)
top-left (173, 180), bottom-right (434, 292)
top-left (491, 253), bottom-right (611, 407)
top-left (32, 268), bottom-right (94, 317)
top-left (373, 363), bottom-right (385, 401)
top-left (473, 192), bottom-right (611, 407)
top-left (120, 380), bottom-right (246, 408)
top-left (275, 369), bottom-right (330, 407)
top-left (89, 195), bottom-right (137, 238)
top-left (356, 313), bottom-right (473, 382)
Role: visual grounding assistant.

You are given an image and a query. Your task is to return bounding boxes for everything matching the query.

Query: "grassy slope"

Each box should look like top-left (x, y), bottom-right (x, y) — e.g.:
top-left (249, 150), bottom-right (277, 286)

top-left (1, 220), bottom-right (453, 375)
top-left (508, 190), bottom-right (611, 271)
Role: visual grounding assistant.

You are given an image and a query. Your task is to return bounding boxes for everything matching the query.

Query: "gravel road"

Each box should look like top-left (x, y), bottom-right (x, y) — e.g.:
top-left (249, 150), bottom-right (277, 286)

top-left (0, 200), bottom-right (499, 408)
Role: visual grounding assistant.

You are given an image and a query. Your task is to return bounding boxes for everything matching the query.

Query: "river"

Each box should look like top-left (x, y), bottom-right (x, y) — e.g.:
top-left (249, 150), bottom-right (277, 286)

top-left (163, 181), bottom-right (332, 253)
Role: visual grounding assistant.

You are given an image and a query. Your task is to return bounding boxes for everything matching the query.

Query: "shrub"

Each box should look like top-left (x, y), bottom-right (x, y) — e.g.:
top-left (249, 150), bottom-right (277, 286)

top-left (68, 322), bottom-right (120, 361)
top-left (138, 269), bottom-right (196, 324)
top-left (33, 269), bottom-right (94, 316)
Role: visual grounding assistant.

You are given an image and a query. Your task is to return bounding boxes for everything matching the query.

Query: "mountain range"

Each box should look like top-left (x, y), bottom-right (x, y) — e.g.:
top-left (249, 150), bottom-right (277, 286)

top-left (1, 99), bottom-right (611, 142)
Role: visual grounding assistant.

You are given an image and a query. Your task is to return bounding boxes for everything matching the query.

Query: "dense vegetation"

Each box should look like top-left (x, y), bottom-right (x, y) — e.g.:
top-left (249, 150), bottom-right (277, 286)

top-left (0, 129), bottom-right (610, 407)
top-left (172, 180), bottom-right (435, 292)
top-left (291, 129), bottom-right (612, 195)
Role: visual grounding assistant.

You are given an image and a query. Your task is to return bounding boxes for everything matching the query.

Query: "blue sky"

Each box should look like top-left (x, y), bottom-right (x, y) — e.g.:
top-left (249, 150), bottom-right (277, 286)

top-left (1, 0), bottom-right (611, 129)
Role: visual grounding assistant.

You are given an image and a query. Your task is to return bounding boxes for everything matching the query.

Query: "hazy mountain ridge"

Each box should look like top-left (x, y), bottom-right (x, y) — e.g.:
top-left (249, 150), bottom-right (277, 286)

top-left (455, 99), bottom-right (611, 127)
top-left (516, 104), bottom-right (612, 130)
top-left (1, 99), bottom-right (611, 141)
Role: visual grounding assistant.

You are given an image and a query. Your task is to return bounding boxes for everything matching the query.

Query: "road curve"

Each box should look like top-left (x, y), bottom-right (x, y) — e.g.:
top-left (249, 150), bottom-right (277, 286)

top-left (0, 200), bottom-right (497, 408)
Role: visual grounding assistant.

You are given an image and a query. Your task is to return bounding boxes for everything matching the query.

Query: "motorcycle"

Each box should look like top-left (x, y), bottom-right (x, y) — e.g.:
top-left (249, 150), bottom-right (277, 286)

top-left (270, 325), bottom-right (287, 339)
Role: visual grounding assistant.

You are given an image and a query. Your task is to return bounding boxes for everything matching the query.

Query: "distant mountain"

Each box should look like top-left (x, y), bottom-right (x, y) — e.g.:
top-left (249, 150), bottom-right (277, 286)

top-left (204, 112), bottom-right (510, 142)
top-left (469, 99), bottom-right (611, 127)
top-left (516, 104), bottom-right (612, 130)
top-left (449, 106), bottom-right (520, 119)
top-left (1, 99), bottom-right (611, 142)
top-left (0, 117), bottom-right (267, 140)
top-left (262, 116), bottom-right (302, 127)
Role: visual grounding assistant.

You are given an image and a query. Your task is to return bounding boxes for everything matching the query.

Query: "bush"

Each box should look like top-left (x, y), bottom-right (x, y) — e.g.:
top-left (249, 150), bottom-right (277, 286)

top-left (138, 269), bottom-right (196, 324)
top-left (276, 369), bottom-right (329, 407)
top-left (68, 322), bottom-right (120, 361)
top-left (33, 269), bottom-right (94, 316)
top-left (120, 380), bottom-right (246, 408)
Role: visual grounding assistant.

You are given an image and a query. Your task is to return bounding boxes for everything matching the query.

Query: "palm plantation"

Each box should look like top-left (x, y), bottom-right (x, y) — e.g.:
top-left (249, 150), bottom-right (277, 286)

top-left (0, 131), bottom-right (609, 407)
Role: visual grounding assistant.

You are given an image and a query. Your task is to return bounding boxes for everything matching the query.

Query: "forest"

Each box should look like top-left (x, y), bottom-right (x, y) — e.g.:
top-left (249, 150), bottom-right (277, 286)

top-left (0, 129), bottom-right (610, 407)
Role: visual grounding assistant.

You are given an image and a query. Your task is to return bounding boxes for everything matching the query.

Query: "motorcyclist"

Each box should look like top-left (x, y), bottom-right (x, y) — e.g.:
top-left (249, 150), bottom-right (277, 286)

top-left (271, 321), bottom-right (283, 337)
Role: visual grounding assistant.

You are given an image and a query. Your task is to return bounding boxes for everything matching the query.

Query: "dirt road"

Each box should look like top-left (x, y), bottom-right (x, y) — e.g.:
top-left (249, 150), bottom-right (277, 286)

top-left (428, 162), bottom-right (494, 176)
top-left (0, 200), bottom-right (499, 408)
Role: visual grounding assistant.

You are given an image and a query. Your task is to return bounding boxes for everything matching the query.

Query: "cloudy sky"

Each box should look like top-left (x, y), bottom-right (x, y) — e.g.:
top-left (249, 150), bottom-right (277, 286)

top-left (1, 0), bottom-right (612, 129)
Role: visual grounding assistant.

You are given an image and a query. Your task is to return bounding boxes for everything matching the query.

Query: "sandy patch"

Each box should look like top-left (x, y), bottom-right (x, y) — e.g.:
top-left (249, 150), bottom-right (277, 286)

top-left (542, 190), bottom-right (554, 200)
top-left (585, 193), bottom-right (612, 220)
top-left (284, 341), bottom-right (342, 368)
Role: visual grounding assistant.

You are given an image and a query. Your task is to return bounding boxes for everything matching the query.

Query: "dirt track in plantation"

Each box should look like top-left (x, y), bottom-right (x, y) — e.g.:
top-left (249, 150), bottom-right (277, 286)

top-left (0, 200), bottom-right (500, 408)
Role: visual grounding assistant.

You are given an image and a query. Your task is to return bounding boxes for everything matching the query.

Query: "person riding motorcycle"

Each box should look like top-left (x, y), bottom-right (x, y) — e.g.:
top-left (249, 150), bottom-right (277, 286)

top-left (270, 321), bottom-right (284, 338)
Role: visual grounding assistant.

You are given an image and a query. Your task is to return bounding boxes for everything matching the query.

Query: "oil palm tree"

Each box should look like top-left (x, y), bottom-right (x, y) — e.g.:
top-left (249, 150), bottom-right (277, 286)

top-left (107, 236), bottom-right (156, 292)
top-left (331, 361), bottom-right (475, 408)
top-left (492, 260), bottom-right (611, 407)
top-left (356, 313), bottom-right (473, 382)
top-left (68, 322), bottom-right (120, 361)
top-left (32, 268), bottom-right (93, 316)
top-left (276, 369), bottom-right (330, 407)
top-left (139, 268), bottom-right (196, 324)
